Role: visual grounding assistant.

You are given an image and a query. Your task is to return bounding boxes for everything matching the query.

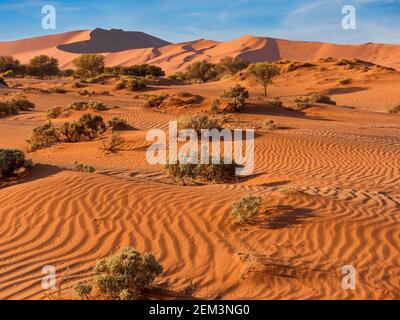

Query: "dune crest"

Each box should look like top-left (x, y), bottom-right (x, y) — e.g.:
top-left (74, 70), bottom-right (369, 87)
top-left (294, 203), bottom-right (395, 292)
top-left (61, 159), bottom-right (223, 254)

top-left (1, 29), bottom-right (400, 72)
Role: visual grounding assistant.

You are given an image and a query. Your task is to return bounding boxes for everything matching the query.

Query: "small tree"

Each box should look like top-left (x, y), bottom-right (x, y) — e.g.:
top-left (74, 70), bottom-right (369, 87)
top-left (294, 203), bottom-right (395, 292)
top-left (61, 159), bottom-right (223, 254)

top-left (27, 55), bottom-right (60, 79)
top-left (73, 54), bottom-right (105, 78)
top-left (0, 55), bottom-right (21, 74)
top-left (231, 195), bottom-right (262, 224)
top-left (247, 62), bottom-right (280, 96)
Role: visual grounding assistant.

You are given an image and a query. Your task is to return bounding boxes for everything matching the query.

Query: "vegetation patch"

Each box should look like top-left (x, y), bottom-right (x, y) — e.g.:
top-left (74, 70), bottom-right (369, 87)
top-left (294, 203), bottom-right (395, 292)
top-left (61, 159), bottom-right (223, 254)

top-left (0, 149), bottom-right (32, 180)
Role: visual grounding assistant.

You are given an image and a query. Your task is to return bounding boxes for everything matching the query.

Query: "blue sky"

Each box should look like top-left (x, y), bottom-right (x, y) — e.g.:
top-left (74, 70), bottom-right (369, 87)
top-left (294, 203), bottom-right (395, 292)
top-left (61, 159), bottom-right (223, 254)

top-left (0, 0), bottom-right (399, 44)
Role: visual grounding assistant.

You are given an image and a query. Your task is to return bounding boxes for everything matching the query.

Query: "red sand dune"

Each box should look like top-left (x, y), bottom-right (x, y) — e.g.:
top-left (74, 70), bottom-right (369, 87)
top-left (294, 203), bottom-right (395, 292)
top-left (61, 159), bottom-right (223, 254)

top-left (1, 29), bottom-right (400, 73)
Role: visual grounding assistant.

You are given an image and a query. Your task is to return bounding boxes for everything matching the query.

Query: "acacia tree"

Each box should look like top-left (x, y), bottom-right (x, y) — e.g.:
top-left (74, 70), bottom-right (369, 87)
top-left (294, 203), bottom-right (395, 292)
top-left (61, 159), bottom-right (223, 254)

top-left (73, 54), bottom-right (105, 78)
top-left (216, 57), bottom-right (249, 75)
top-left (27, 55), bottom-right (60, 79)
top-left (0, 56), bottom-right (21, 74)
top-left (247, 62), bottom-right (280, 96)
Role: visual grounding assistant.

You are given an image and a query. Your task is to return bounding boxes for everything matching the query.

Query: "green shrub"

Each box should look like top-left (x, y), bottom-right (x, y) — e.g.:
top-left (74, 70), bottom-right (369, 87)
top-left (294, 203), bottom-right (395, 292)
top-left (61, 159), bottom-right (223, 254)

top-left (66, 100), bottom-right (107, 112)
top-left (27, 122), bottom-right (59, 151)
top-left (115, 77), bottom-right (146, 91)
top-left (184, 61), bottom-right (218, 82)
top-left (177, 115), bottom-right (222, 134)
top-left (247, 62), bottom-right (280, 96)
top-left (221, 84), bottom-right (249, 112)
top-left (261, 120), bottom-right (278, 131)
top-left (0, 94), bottom-right (35, 115)
top-left (74, 282), bottom-right (92, 300)
top-left (46, 106), bottom-right (63, 119)
top-left (93, 247), bottom-right (163, 300)
top-left (269, 97), bottom-right (283, 108)
top-left (310, 94), bottom-right (336, 105)
top-left (230, 195), bottom-right (262, 224)
top-left (164, 159), bottom-right (238, 185)
top-left (73, 54), bottom-right (105, 78)
top-left (26, 55), bottom-right (60, 79)
top-left (74, 161), bottom-right (95, 173)
top-left (122, 64), bottom-right (165, 77)
top-left (108, 117), bottom-right (128, 130)
top-left (294, 97), bottom-right (314, 110)
top-left (0, 149), bottom-right (32, 179)
top-left (389, 103), bottom-right (400, 114)
top-left (144, 94), bottom-right (168, 108)
top-left (102, 132), bottom-right (125, 153)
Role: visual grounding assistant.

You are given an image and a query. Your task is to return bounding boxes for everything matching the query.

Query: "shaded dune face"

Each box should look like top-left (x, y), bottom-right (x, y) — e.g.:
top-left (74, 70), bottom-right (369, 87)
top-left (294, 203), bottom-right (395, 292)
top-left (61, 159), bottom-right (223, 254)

top-left (57, 28), bottom-right (171, 54)
top-left (1, 29), bottom-right (400, 72)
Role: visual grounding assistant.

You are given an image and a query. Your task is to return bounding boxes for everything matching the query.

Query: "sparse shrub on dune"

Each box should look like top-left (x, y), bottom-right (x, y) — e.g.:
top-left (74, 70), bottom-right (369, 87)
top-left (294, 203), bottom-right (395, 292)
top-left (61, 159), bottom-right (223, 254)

top-left (164, 158), bottom-right (239, 185)
top-left (27, 114), bottom-right (106, 151)
top-left (269, 97), bottom-right (284, 108)
top-left (294, 97), bottom-right (314, 110)
top-left (177, 114), bottom-right (222, 134)
top-left (66, 100), bottom-right (107, 112)
top-left (0, 94), bottom-right (35, 115)
top-left (73, 247), bottom-right (163, 300)
top-left (27, 122), bottom-right (59, 151)
top-left (74, 161), bottom-right (95, 173)
top-left (210, 99), bottom-right (221, 113)
top-left (220, 84), bottom-right (249, 112)
top-left (108, 117), bottom-right (128, 130)
top-left (143, 94), bottom-right (169, 108)
top-left (310, 94), bottom-right (336, 105)
top-left (261, 120), bottom-right (278, 131)
top-left (102, 132), bottom-right (125, 153)
top-left (46, 106), bottom-right (63, 119)
top-left (115, 77), bottom-right (147, 91)
top-left (49, 87), bottom-right (67, 94)
top-left (388, 103), bottom-right (400, 114)
top-left (230, 195), bottom-right (262, 224)
top-left (168, 72), bottom-right (188, 83)
top-left (338, 78), bottom-right (352, 85)
top-left (72, 81), bottom-right (85, 89)
top-left (0, 149), bottom-right (32, 179)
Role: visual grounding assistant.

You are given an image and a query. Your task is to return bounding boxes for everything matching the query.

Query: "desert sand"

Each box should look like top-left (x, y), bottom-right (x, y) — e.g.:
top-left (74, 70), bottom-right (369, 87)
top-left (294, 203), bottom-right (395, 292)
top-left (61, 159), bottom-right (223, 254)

top-left (0, 31), bottom-right (400, 300)
top-left (1, 28), bottom-right (400, 72)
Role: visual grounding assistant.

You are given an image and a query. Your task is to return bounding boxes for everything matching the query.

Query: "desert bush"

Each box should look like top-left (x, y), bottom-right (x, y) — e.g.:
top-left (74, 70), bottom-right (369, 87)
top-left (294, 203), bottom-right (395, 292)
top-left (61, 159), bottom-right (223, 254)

top-left (388, 103), bottom-right (400, 114)
top-left (73, 54), bottom-right (105, 78)
top-left (216, 57), bottom-right (250, 76)
top-left (49, 87), bottom-right (67, 94)
top-left (93, 247), bottom-right (163, 300)
top-left (169, 72), bottom-right (188, 82)
top-left (0, 76), bottom-right (7, 86)
top-left (73, 282), bottom-right (92, 300)
top-left (27, 122), bottom-right (59, 151)
top-left (221, 84), bottom-right (249, 112)
top-left (74, 161), bottom-right (96, 173)
top-left (294, 97), bottom-right (314, 110)
top-left (144, 94), bottom-right (169, 108)
top-left (261, 120), bottom-right (278, 131)
top-left (230, 195), bottom-right (262, 224)
top-left (108, 117), bottom-right (128, 130)
top-left (338, 78), bottom-right (352, 85)
top-left (102, 132), bottom-right (125, 153)
top-left (269, 97), bottom-right (284, 108)
top-left (123, 64), bottom-right (165, 77)
top-left (72, 81), bottom-right (85, 88)
top-left (0, 149), bottom-right (32, 179)
top-left (247, 62), bottom-right (280, 96)
top-left (26, 55), bottom-right (60, 79)
top-left (310, 94), bottom-right (336, 105)
top-left (211, 99), bottom-right (221, 113)
top-left (46, 106), bottom-right (63, 119)
top-left (168, 92), bottom-right (203, 106)
top-left (60, 69), bottom-right (75, 78)
top-left (58, 114), bottom-right (106, 142)
top-left (177, 115), bottom-right (222, 134)
top-left (164, 159), bottom-right (238, 185)
top-left (185, 61), bottom-right (218, 82)
top-left (0, 94), bottom-right (35, 115)
top-left (125, 77), bottom-right (147, 91)
top-left (67, 100), bottom-right (107, 111)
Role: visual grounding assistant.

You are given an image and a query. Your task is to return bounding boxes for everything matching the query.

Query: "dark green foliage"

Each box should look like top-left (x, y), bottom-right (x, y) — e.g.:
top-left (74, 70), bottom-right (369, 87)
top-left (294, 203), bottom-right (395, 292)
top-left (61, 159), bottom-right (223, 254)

top-left (247, 62), bottom-right (280, 96)
top-left (27, 55), bottom-right (60, 78)
top-left (74, 161), bottom-right (96, 173)
top-left (0, 149), bottom-right (32, 179)
top-left (0, 94), bottom-right (35, 115)
top-left (73, 54), bottom-right (105, 78)
top-left (216, 57), bottom-right (249, 75)
top-left (122, 64), bottom-right (165, 77)
top-left (108, 117), bottom-right (128, 130)
top-left (0, 55), bottom-right (21, 74)
top-left (184, 61), bottom-right (218, 82)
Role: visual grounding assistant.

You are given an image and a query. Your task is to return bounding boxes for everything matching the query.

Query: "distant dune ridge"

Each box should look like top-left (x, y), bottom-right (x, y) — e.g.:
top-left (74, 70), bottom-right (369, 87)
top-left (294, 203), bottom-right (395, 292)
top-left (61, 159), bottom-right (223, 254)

top-left (0, 28), bottom-right (400, 72)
